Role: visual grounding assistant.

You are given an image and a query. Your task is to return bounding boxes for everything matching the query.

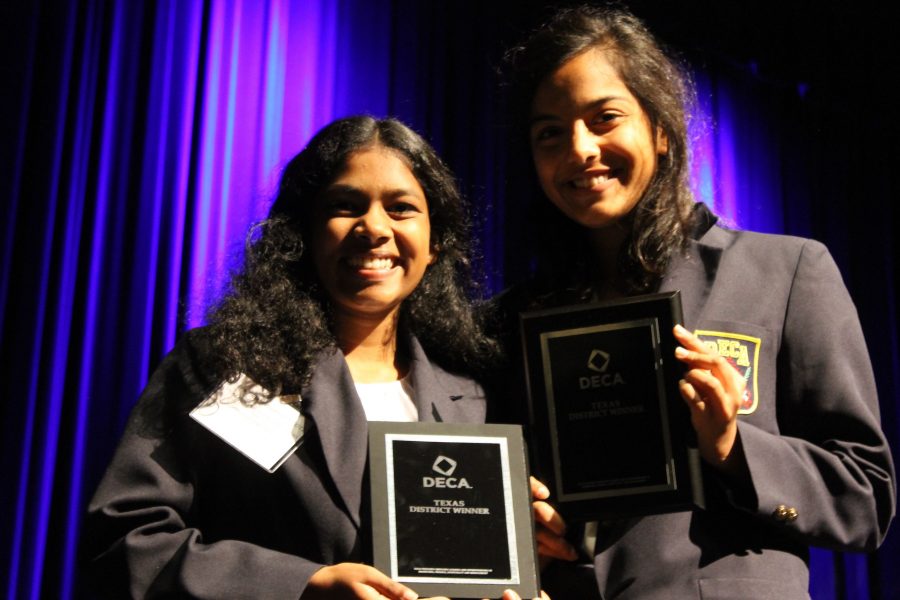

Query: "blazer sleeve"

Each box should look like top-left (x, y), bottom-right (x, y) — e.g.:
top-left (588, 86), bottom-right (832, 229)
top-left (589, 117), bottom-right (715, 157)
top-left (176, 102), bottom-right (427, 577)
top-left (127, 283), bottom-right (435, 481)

top-left (84, 336), bottom-right (322, 599)
top-left (728, 239), bottom-right (896, 551)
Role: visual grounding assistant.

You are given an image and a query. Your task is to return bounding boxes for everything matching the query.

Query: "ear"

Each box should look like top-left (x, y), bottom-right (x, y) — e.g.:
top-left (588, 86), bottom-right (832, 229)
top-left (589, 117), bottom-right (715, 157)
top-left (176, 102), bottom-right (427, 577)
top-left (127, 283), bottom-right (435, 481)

top-left (428, 244), bottom-right (439, 265)
top-left (656, 127), bottom-right (669, 155)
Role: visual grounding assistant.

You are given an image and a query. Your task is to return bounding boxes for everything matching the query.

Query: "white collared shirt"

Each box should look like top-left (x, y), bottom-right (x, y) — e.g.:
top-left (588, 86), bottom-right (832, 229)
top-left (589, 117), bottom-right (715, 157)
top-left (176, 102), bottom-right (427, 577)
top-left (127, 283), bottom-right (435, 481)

top-left (355, 376), bottom-right (418, 422)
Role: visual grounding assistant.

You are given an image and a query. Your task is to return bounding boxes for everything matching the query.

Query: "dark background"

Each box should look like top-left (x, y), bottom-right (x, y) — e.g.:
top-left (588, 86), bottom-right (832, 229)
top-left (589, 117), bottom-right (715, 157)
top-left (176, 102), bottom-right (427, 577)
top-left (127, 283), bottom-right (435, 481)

top-left (2, 1), bottom-right (897, 598)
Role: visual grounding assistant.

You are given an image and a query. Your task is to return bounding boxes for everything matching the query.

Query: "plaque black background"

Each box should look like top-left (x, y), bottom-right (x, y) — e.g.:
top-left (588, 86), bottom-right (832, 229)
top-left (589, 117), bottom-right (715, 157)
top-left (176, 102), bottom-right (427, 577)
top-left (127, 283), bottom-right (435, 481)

top-left (369, 422), bottom-right (540, 599)
top-left (520, 291), bottom-right (704, 520)
top-left (391, 440), bottom-right (510, 580)
top-left (545, 322), bottom-right (668, 496)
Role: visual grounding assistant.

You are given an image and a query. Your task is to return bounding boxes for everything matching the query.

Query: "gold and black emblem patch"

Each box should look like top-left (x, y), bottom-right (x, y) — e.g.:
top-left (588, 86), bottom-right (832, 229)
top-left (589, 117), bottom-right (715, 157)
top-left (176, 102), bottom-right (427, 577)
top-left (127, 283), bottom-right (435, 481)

top-left (693, 330), bottom-right (760, 414)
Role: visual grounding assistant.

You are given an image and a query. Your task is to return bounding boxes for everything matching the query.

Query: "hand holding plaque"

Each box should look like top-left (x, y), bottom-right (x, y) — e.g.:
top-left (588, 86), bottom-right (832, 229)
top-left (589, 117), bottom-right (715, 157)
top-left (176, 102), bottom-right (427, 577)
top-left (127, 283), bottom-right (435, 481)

top-left (520, 291), bottom-right (704, 521)
top-left (368, 422), bottom-right (540, 599)
top-left (673, 323), bottom-right (747, 472)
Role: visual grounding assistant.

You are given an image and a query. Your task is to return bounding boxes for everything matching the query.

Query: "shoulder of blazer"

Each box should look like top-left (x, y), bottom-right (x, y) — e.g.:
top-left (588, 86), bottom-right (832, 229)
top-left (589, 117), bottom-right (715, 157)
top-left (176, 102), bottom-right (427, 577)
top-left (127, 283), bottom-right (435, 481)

top-left (702, 223), bottom-right (820, 258)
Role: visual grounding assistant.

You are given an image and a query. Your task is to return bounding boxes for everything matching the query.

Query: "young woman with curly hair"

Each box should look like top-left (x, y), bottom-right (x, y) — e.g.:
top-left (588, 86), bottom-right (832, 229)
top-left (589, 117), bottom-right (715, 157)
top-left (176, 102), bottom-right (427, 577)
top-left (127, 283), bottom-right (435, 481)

top-left (85, 116), bottom-right (540, 600)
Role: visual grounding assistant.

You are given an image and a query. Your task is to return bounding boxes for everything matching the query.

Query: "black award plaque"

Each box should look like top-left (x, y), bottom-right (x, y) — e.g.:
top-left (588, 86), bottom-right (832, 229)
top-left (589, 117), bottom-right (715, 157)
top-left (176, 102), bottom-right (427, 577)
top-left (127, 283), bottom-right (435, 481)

top-left (520, 291), bottom-right (704, 520)
top-left (368, 422), bottom-right (539, 599)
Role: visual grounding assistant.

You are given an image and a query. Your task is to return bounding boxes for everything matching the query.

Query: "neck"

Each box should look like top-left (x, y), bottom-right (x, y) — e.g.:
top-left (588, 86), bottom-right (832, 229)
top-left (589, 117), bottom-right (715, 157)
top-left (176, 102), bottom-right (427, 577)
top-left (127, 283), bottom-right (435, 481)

top-left (586, 225), bottom-right (628, 299)
top-left (332, 308), bottom-right (405, 383)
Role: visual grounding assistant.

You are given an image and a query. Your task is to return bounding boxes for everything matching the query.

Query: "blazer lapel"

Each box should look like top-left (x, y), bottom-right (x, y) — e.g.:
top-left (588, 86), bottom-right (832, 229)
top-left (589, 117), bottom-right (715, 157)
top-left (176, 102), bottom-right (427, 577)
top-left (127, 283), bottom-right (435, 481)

top-left (405, 334), bottom-right (480, 424)
top-left (659, 226), bottom-right (728, 330)
top-left (302, 348), bottom-right (367, 528)
top-left (300, 335), bottom-right (482, 528)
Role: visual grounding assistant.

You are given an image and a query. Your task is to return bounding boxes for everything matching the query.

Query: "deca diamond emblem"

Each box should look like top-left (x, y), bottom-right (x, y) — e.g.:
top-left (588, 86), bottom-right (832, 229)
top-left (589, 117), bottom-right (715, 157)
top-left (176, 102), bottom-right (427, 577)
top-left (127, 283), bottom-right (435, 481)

top-left (431, 455), bottom-right (457, 476)
top-left (587, 349), bottom-right (610, 373)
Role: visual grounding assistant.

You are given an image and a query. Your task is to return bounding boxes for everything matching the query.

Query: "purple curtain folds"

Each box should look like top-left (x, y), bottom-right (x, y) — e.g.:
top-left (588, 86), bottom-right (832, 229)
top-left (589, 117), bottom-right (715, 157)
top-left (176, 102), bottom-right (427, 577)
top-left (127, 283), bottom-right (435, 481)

top-left (0, 1), bottom-right (896, 599)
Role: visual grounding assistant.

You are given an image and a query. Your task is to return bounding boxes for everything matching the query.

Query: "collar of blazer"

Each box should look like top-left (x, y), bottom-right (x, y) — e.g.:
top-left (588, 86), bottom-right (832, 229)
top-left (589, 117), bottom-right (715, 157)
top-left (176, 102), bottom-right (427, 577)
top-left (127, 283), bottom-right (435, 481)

top-left (659, 224), bottom-right (731, 330)
top-left (301, 330), bottom-right (484, 528)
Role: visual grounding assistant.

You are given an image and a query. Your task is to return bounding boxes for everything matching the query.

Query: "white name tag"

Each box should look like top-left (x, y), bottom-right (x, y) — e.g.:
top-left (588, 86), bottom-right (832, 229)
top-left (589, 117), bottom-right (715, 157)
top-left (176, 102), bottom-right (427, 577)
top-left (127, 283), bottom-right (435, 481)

top-left (190, 374), bottom-right (305, 473)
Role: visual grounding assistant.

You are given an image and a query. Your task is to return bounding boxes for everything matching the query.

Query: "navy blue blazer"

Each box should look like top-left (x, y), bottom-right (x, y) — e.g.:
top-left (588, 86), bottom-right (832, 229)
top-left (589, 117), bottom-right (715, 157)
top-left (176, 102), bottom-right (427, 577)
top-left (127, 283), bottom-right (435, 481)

top-left (594, 224), bottom-right (895, 599)
top-left (85, 329), bottom-right (487, 599)
top-left (492, 213), bottom-right (895, 600)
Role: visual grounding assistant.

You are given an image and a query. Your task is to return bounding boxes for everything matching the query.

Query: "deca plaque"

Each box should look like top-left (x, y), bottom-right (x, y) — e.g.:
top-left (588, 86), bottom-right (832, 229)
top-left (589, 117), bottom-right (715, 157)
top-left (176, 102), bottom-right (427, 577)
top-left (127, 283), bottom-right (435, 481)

top-left (520, 291), bottom-right (703, 520)
top-left (368, 422), bottom-right (540, 599)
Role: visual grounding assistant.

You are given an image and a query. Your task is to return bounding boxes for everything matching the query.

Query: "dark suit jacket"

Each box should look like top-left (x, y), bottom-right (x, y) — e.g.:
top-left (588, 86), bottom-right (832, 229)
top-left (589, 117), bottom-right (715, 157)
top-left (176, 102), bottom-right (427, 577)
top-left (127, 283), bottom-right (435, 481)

top-left (492, 211), bottom-right (896, 600)
top-left (85, 329), bottom-right (487, 599)
top-left (591, 223), bottom-right (897, 599)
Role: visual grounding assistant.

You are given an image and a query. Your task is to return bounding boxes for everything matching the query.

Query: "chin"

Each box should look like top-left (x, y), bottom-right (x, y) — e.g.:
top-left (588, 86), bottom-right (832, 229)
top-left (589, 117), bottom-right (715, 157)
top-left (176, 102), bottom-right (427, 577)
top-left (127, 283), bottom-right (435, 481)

top-left (579, 201), bottom-right (640, 229)
top-left (569, 211), bottom-right (624, 230)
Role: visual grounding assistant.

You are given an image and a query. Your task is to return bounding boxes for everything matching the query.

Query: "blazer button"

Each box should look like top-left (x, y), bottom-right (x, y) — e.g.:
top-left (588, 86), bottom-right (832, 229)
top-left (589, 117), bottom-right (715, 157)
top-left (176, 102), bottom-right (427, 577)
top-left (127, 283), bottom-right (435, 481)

top-left (773, 504), bottom-right (799, 522)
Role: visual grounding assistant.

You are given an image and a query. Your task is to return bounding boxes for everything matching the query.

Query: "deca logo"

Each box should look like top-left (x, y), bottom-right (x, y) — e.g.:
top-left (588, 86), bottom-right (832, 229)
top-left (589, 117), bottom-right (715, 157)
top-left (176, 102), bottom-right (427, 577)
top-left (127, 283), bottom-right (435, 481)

top-left (422, 455), bottom-right (472, 489)
top-left (579, 349), bottom-right (625, 389)
top-left (587, 349), bottom-right (610, 372)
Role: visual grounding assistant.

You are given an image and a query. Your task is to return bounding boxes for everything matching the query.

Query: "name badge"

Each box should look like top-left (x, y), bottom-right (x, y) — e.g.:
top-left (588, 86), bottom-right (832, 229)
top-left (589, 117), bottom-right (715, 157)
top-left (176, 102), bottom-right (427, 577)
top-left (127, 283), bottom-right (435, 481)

top-left (190, 374), bottom-right (304, 472)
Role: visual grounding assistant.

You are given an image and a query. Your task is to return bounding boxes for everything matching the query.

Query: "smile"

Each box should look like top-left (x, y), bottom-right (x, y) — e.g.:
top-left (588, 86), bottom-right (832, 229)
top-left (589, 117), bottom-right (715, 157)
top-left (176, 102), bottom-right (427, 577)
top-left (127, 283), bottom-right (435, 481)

top-left (345, 255), bottom-right (396, 270)
top-left (568, 168), bottom-right (621, 190)
top-left (570, 174), bottom-right (609, 189)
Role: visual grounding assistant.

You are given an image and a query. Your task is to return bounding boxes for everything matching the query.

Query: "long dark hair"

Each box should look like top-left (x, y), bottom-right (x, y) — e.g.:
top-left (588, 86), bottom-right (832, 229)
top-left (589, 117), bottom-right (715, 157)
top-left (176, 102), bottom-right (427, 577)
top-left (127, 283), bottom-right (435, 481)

top-left (503, 5), bottom-right (698, 295)
top-left (204, 116), bottom-right (497, 399)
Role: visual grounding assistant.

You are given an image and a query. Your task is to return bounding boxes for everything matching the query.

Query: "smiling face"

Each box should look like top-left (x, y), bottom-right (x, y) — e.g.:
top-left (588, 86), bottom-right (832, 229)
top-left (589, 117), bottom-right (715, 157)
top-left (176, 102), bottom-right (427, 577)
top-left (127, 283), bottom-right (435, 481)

top-left (311, 145), bottom-right (433, 323)
top-left (530, 47), bottom-right (667, 230)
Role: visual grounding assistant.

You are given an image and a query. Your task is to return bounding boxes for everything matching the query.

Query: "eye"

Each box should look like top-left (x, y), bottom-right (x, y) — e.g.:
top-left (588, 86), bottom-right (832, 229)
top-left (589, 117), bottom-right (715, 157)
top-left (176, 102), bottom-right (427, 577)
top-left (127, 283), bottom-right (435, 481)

top-left (330, 201), bottom-right (355, 214)
top-left (593, 111), bottom-right (622, 127)
top-left (531, 125), bottom-right (563, 144)
top-left (321, 195), bottom-right (362, 216)
top-left (387, 200), bottom-right (422, 216)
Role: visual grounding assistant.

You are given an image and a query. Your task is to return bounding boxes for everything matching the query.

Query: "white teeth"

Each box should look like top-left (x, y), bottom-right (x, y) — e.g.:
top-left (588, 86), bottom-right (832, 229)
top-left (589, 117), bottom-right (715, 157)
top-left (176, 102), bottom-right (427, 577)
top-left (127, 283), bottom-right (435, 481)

top-left (347, 256), bottom-right (394, 270)
top-left (571, 175), bottom-right (608, 189)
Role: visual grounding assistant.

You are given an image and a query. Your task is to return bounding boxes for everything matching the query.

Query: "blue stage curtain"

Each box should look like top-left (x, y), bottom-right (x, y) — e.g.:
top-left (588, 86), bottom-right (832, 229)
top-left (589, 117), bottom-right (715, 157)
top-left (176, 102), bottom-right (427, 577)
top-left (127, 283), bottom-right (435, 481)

top-left (689, 65), bottom-right (899, 600)
top-left (1, 1), bottom-right (897, 599)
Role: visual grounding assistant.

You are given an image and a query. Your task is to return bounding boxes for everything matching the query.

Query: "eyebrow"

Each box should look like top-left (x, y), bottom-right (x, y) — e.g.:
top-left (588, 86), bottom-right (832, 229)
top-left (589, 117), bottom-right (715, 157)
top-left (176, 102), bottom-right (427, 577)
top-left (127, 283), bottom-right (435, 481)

top-left (322, 183), bottom-right (424, 200)
top-left (530, 96), bottom-right (631, 126)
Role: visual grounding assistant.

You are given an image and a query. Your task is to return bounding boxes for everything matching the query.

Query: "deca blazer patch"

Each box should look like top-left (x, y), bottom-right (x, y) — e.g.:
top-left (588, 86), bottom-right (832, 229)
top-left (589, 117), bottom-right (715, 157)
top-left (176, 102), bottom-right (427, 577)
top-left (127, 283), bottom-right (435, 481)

top-left (693, 330), bottom-right (760, 414)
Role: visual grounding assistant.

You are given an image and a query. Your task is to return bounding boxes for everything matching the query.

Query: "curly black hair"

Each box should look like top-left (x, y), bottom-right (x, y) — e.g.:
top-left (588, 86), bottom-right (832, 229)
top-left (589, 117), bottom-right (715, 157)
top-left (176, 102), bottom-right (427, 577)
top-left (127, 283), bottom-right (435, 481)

top-left (502, 5), bottom-right (699, 296)
top-left (204, 116), bottom-right (498, 400)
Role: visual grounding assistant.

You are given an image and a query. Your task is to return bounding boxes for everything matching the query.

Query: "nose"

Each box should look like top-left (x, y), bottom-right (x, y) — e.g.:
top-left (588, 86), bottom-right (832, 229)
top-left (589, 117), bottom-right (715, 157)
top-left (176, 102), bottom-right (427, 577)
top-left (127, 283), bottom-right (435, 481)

top-left (353, 206), bottom-right (391, 245)
top-left (569, 121), bottom-right (600, 163)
